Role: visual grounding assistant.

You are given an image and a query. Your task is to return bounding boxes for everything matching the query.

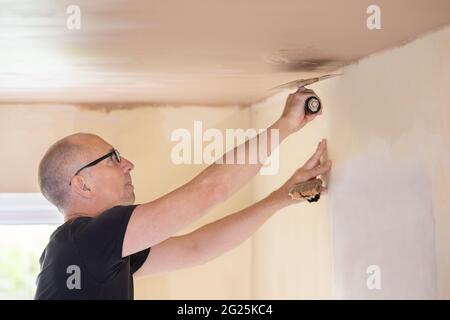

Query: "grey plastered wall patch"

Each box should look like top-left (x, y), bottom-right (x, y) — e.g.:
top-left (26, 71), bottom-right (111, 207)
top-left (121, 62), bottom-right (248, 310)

top-left (330, 144), bottom-right (436, 299)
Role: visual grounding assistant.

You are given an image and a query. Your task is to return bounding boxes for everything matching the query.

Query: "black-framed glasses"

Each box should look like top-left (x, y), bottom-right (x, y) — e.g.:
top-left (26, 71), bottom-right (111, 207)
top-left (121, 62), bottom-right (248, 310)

top-left (69, 149), bottom-right (121, 185)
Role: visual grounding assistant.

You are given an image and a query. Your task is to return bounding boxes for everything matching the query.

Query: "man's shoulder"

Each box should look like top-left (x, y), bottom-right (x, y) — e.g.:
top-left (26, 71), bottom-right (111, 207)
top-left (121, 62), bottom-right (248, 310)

top-left (62, 204), bottom-right (139, 238)
top-left (94, 204), bottom-right (140, 218)
top-left (93, 204), bottom-right (140, 226)
top-left (102, 204), bottom-right (139, 215)
top-left (65, 204), bottom-right (138, 228)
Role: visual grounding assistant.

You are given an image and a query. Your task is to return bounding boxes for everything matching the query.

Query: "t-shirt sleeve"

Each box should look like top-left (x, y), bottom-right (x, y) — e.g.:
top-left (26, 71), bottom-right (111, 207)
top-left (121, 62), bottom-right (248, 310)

top-left (130, 247), bottom-right (151, 274)
top-left (71, 204), bottom-right (150, 281)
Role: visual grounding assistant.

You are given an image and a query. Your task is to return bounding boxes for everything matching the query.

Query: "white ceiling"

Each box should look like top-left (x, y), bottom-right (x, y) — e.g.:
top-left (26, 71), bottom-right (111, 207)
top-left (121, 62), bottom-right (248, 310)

top-left (1, 0), bottom-right (449, 106)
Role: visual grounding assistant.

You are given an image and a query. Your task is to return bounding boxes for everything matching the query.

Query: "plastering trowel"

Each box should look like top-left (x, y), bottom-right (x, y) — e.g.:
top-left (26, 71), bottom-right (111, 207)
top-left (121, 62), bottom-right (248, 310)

top-left (288, 178), bottom-right (323, 203)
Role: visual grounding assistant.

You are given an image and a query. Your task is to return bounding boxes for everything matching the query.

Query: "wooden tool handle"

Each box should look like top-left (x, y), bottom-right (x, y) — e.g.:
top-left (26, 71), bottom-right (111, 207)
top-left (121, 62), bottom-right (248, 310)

top-left (288, 178), bottom-right (323, 201)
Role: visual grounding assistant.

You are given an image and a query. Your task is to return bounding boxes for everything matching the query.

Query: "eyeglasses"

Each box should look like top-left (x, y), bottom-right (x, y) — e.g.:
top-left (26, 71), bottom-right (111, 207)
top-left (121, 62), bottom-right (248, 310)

top-left (69, 149), bottom-right (121, 185)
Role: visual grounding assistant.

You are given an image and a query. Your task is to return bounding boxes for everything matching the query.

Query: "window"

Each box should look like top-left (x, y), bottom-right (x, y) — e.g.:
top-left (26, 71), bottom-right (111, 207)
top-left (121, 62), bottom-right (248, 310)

top-left (0, 193), bottom-right (61, 299)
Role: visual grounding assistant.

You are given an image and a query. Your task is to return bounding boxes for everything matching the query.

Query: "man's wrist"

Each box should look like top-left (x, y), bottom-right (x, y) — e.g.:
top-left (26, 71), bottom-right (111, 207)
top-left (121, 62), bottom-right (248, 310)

top-left (272, 116), bottom-right (297, 138)
top-left (265, 189), bottom-right (291, 211)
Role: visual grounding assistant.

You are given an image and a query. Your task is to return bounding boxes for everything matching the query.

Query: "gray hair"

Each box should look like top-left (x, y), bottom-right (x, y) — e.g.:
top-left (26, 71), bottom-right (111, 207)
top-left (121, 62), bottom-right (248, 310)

top-left (38, 137), bottom-right (82, 211)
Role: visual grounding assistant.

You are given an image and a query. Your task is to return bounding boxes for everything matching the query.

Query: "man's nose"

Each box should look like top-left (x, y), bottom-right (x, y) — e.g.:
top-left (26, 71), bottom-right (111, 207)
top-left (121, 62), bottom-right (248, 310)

top-left (120, 157), bottom-right (135, 172)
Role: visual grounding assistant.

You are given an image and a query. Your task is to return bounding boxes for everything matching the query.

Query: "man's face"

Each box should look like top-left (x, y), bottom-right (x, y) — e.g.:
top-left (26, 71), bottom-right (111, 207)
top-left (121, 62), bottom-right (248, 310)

top-left (73, 135), bottom-right (135, 208)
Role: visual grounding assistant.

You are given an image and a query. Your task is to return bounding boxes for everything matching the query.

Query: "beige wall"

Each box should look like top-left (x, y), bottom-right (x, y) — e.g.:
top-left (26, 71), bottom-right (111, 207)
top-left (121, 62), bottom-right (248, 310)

top-left (250, 25), bottom-right (450, 299)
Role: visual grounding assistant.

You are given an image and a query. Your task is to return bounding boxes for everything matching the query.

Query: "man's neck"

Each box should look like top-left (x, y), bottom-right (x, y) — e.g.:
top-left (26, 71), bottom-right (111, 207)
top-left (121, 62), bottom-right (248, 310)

top-left (63, 211), bottom-right (93, 222)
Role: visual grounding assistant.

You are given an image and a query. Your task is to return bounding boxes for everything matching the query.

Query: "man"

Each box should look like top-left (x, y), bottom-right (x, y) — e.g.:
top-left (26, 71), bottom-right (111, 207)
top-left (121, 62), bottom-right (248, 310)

top-left (34, 88), bottom-right (332, 299)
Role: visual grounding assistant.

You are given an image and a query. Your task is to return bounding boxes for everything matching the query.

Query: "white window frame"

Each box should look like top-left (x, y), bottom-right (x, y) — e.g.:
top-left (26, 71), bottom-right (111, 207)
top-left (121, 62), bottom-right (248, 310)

top-left (0, 193), bottom-right (62, 225)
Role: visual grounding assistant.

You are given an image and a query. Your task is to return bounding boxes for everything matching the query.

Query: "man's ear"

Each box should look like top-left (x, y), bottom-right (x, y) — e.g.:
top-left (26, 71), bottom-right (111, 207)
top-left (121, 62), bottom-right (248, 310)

top-left (70, 176), bottom-right (92, 198)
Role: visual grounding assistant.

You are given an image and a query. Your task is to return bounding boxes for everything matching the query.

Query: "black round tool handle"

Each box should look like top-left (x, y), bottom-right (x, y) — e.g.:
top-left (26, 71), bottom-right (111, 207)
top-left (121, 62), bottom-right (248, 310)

top-left (305, 96), bottom-right (321, 115)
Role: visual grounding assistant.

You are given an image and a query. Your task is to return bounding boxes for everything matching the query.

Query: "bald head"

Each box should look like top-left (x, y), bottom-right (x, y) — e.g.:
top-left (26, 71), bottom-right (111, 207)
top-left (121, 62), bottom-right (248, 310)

top-left (38, 133), bottom-right (135, 215)
top-left (38, 133), bottom-right (98, 211)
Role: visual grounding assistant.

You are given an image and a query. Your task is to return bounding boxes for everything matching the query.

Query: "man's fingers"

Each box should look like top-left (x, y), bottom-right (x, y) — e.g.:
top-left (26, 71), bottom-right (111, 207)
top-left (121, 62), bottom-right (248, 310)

top-left (305, 113), bottom-right (318, 123)
top-left (303, 160), bottom-right (332, 180)
top-left (294, 87), bottom-right (318, 103)
top-left (296, 87), bottom-right (316, 95)
top-left (296, 86), bottom-right (307, 93)
top-left (303, 139), bottom-right (327, 169)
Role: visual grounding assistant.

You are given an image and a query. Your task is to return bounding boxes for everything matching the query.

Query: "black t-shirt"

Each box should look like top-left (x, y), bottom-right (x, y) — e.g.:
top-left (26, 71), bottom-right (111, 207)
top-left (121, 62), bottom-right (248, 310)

top-left (34, 205), bottom-right (150, 300)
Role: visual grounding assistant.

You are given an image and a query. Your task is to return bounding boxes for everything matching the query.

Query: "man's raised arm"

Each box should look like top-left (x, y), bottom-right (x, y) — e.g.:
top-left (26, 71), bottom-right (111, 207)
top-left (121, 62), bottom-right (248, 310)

top-left (122, 88), bottom-right (322, 256)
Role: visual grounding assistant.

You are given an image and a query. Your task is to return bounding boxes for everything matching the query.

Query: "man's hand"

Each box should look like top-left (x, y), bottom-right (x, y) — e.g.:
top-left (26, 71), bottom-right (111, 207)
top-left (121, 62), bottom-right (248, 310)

top-left (280, 87), bottom-right (323, 133)
top-left (272, 138), bottom-right (331, 206)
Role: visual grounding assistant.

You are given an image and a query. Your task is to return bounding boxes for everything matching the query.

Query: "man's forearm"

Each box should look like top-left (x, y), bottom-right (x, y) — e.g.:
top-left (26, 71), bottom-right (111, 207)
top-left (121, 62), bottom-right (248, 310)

top-left (186, 192), bottom-right (289, 264)
top-left (193, 117), bottom-right (294, 201)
